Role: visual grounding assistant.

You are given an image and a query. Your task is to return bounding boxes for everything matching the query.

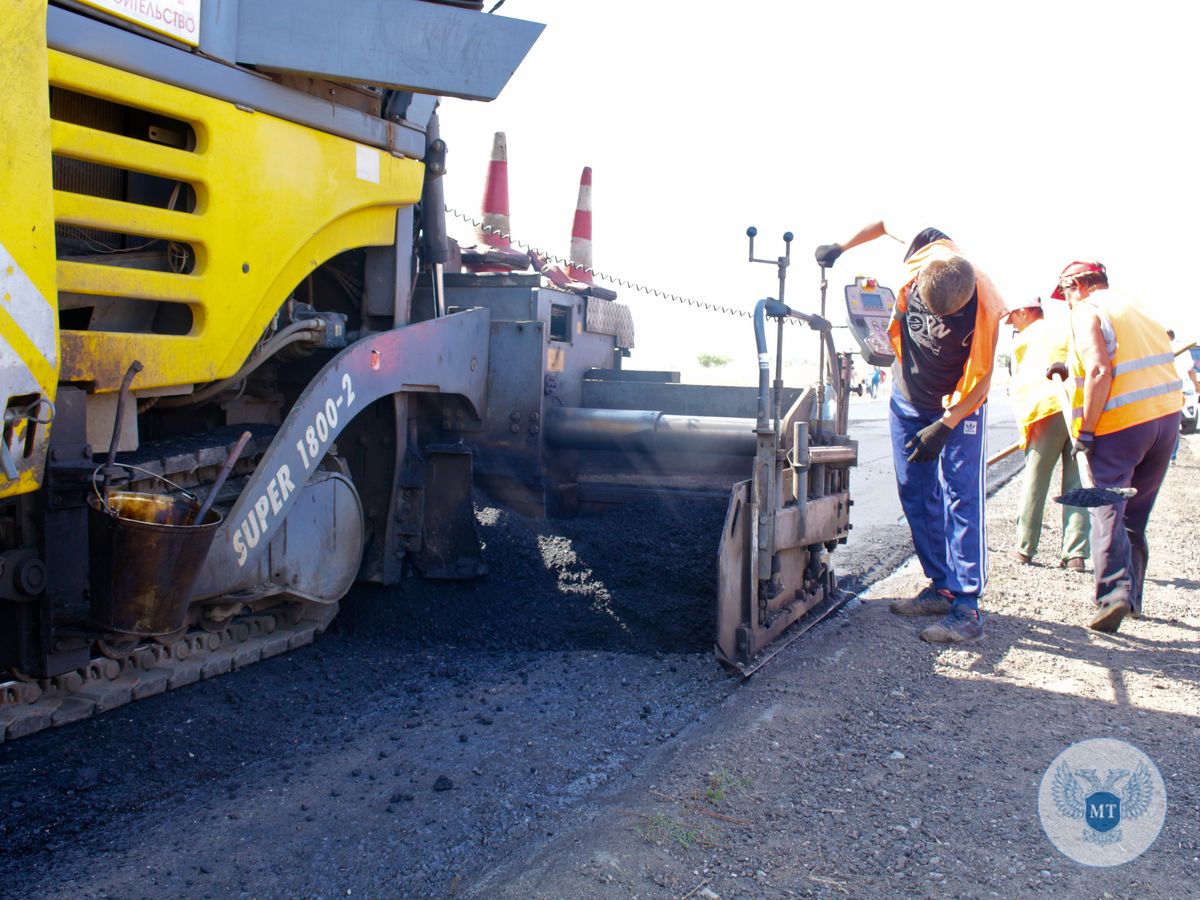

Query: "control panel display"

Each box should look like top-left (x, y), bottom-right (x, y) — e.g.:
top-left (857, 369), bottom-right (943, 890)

top-left (844, 276), bottom-right (896, 367)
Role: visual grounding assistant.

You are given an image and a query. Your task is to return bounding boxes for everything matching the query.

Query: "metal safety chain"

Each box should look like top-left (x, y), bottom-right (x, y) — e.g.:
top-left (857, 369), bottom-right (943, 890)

top-left (446, 206), bottom-right (805, 324)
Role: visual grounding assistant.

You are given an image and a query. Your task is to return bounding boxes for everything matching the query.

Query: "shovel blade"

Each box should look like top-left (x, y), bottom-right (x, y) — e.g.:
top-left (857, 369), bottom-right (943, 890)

top-left (1054, 486), bottom-right (1137, 508)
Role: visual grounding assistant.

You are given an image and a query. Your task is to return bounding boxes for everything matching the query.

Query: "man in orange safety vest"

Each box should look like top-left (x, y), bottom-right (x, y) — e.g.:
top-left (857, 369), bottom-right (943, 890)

top-left (1053, 260), bottom-right (1181, 632)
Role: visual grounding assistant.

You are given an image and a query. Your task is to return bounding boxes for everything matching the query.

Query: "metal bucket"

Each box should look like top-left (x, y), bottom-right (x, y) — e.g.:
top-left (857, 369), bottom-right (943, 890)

top-left (87, 491), bottom-right (222, 636)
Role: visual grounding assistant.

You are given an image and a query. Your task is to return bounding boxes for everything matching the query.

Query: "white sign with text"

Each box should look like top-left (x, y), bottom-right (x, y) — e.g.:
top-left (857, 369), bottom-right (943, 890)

top-left (79, 0), bottom-right (202, 47)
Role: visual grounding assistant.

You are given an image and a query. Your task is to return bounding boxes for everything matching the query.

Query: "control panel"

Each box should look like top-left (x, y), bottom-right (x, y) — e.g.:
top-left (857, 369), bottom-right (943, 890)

top-left (844, 276), bottom-right (896, 367)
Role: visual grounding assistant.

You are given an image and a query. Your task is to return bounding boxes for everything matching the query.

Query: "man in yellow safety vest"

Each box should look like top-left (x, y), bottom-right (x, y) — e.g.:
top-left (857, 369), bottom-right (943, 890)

top-left (1052, 261), bottom-right (1182, 632)
top-left (1006, 298), bottom-right (1089, 571)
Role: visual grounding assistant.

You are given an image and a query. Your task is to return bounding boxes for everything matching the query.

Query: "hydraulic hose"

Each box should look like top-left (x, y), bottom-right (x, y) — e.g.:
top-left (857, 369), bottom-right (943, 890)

top-left (158, 320), bottom-right (324, 408)
top-left (420, 109), bottom-right (449, 317)
top-left (753, 297), bottom-right (838, 429)
top-left (753, 299), bottom-right (773, 431)
top-left (821, 328), bottom-right (842, 400)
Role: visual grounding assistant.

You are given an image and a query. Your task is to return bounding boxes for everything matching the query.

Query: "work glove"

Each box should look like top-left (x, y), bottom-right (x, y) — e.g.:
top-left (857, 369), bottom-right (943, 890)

top-left (1045, 361), bottom-right (1070, 382)
top-left (814, 243), bottom-right (843, 268)
top-left (1071, 430), bottom-right (1095, 459)
top-left (905, 420), bottom-right (951, 463)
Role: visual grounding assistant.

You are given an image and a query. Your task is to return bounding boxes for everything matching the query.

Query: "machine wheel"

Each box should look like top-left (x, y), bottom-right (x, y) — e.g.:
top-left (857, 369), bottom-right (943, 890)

top-left (96, 634), bottom-right (141, 660)
top-left (152, 628), bottom-right (189, 647)
top-left (198, 613), bottom-right (232, 634)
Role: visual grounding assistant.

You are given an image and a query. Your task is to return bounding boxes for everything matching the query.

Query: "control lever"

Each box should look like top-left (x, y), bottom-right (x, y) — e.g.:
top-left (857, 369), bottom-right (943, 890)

top-left (747, 228), bottom-right (795, 430)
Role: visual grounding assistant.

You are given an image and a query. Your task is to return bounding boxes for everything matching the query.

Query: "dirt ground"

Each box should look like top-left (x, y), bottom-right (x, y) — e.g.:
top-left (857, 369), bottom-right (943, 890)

top-left (470, 433), bottom-right (1200, 899)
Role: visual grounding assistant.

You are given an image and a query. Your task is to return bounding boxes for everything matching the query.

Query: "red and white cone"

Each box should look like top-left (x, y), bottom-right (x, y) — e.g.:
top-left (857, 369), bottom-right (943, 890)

top-left (530, 166), bottom-right (615, 301)
top-left (478, 132), bottom-right (511, 251)
top-left (462, 131), bottom-right (529, 273)
top-left (567, 166), bottom-right (593, 284)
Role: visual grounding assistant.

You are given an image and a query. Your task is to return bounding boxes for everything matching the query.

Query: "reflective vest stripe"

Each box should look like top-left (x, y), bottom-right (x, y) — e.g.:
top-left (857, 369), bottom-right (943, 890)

top-left (1112, 352), bottom-right (1174, 377)
top-left (1072, 376), bottom-right (1183, 419)
top-left (1068, 290), bottom-right (1180, 436)
top-left (1104, 379), bottom-right (1183, 412)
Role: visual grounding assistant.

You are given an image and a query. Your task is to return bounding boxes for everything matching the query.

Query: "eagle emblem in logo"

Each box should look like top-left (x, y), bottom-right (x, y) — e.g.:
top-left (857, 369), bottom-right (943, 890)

top-left (1039, 738), bottom-right (1166, 866)
top-left (1052, 761), bottom-right (1154, 845)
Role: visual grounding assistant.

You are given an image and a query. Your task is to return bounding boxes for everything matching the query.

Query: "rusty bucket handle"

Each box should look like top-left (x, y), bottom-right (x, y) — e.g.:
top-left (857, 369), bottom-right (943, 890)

top-left (91, 463), bottom-right (198, 517)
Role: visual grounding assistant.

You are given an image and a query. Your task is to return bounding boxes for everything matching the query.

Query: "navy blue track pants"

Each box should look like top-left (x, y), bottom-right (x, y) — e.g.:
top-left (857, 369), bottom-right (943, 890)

top-left (890, 394), bottom-right (988, 609)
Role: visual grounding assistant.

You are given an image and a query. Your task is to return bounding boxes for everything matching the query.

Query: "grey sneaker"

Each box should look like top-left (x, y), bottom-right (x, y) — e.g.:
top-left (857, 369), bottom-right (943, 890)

top-left (1089, 599), bottom-right (1131, 633)
top-left (920, 606), bottom-right (984, 643)
top-left (890, 585), bottom-right (953, 617)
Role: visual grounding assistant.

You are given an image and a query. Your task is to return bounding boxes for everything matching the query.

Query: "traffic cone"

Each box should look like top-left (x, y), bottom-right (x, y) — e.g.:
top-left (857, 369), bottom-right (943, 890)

top-left (461, 131), bottom-right (529, 273)
top-left (567, 166), bottom-right (593, 283)
top-left (477, 132), bottom-right (512, 251)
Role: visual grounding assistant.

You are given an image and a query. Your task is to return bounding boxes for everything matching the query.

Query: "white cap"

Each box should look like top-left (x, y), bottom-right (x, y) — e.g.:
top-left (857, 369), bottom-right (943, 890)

top-left (1005, 297), bottom-right (1043, 317)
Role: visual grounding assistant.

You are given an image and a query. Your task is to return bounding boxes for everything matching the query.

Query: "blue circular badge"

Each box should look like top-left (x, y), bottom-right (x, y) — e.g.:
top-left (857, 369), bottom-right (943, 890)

top-left (1038, 738), bottom-right (1167, 866)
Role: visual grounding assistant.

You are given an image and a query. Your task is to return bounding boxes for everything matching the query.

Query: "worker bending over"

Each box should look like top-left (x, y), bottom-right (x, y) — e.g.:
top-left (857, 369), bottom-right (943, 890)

top-left (816, 223), bottom-right (1004, 643)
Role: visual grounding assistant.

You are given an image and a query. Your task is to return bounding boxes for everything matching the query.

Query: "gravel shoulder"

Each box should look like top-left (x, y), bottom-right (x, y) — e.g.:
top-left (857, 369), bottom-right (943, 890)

top-left (473, 433), bottom-right (1200, 899)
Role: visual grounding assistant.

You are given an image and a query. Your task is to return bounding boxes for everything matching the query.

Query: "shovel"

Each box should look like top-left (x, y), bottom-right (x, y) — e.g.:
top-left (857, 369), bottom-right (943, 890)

top-left (1046, 363), bottom-right (1136, 508)
top-left (987, 440), bottom-right (1021, 466)
top-left (189, 431), bottom-right (252, 526)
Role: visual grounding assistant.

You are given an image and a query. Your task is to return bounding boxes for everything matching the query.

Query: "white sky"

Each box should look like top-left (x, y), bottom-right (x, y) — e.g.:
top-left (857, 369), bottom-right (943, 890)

top-left (440, 1), bottom-right (1199, 384)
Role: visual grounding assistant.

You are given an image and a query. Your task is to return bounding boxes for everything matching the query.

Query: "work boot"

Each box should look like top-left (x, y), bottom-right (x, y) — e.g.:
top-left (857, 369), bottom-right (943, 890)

top-left (1009, 549), bottom-right (1032, 565)
top-left (920, 606), bottom-right (984, 644)
top-left (1089, 599), bottom-right (1131, 633)
top-left (1061, 557), bottom-right (1086, 572)
top-left (889, 585), bottom-right (952, 617)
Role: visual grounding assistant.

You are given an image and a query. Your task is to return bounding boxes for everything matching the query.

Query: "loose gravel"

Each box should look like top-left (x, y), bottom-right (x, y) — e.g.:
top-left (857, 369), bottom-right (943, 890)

top-left (479, 433), bottom-right (1200, 899)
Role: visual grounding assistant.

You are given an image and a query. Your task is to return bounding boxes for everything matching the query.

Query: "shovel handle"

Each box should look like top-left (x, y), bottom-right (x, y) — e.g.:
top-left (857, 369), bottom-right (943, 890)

top-left (1048, 368), bottom-right (1096, 489)
top-left (987, 440), bottom-right (1021, 466)
top-left (191, 431), bottom-right (251, 526)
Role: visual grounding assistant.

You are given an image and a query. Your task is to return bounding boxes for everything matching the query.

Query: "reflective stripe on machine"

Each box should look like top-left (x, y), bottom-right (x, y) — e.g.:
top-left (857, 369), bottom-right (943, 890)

top-left (0, 238), bottom-right (58, 388)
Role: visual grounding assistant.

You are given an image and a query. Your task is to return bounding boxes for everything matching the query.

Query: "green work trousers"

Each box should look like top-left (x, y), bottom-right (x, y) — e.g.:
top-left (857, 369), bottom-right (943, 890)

top-left (1015, 414), bottom-right (1090, 562)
